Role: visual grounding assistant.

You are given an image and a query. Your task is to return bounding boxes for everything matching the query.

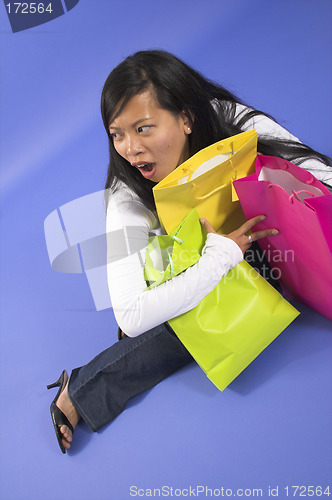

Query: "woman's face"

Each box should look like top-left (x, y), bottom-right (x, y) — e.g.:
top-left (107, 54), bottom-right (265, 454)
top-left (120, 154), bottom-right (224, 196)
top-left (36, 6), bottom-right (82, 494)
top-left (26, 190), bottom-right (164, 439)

top-left (108, 90), bottom-right (192, 182)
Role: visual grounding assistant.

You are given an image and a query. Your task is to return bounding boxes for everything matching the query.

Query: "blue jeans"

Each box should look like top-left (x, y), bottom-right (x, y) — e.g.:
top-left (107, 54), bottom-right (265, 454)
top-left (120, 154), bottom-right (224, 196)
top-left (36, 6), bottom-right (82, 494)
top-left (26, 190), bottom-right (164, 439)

top-left (67, 243), bottom-right (278, 431)
top-left (68, 322), bottom-right (193, 431)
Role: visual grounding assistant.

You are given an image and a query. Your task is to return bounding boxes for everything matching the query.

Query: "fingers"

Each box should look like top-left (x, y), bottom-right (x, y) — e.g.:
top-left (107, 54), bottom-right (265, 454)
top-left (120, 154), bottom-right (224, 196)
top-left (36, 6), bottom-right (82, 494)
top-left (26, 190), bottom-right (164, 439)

top-left (200, 218), bottom-right (217, 234)
top-left (242, 215), bottom-right (279, 242)
top-left (240, 215), bottom-right (267, 234)
top-left (224, 215), bottom-right (279, 256)
top-left (236, 215), bottom-right (279, 240)
top-left (249, 228), bottom-right (279, 243)
top-left (200, 215), bottom-right (279, 257)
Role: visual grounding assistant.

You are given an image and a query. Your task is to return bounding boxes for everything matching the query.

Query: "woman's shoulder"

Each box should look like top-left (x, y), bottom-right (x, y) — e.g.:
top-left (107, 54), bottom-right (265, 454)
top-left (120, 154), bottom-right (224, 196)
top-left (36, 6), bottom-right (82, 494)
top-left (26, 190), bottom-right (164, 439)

top-left (233, 103), bottom-right (298, 141)
top-left (107, 181), bottom-right (160, 230)
top-left (107, 180), bottom-right (140, 205)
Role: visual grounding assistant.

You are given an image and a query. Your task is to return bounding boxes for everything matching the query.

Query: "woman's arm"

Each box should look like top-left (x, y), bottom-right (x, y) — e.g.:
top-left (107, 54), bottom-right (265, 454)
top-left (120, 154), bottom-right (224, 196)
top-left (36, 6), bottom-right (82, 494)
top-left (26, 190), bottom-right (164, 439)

top-left (106, 189), bottom-right (243, 337)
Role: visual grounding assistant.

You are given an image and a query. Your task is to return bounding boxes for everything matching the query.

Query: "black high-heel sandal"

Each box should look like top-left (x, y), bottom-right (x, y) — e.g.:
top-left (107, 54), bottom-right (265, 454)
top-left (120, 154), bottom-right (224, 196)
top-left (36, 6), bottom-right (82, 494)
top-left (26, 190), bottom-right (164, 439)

top-left (47, 370), bottom-right (74, 454)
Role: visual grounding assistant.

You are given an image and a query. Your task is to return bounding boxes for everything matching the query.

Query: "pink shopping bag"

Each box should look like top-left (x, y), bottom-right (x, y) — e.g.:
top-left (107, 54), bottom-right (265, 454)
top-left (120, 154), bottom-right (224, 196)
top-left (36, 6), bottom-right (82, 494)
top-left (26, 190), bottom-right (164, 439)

top-left (233, 155), bottom-right (332, 320)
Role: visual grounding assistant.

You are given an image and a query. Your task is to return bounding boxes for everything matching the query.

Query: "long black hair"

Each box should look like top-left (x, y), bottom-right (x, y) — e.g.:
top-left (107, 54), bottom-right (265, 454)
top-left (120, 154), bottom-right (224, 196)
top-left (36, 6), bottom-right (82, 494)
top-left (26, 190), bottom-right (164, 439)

top-left (101, 50), bottom-right (331, 211)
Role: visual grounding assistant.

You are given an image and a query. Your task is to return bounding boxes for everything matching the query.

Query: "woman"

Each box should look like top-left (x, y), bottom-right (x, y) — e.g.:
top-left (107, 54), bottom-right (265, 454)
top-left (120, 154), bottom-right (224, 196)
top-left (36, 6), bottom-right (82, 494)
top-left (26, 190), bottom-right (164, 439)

top-left (47, 50), bottom-right (332, 453)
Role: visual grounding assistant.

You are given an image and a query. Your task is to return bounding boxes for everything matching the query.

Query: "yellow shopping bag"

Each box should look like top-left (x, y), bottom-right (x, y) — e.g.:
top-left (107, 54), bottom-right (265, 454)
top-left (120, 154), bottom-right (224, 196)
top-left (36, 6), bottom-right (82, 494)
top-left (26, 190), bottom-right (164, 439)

top-left (153, 129), bottom-right (258, 234)
top-left (144, 209), bottom-right (299, 392)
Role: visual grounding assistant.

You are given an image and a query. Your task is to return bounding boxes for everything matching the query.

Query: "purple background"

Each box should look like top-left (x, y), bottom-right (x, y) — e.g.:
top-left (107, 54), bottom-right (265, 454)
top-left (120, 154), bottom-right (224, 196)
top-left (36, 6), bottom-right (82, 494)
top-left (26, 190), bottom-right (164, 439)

top-left (0, 1), bottom-right (331, 499)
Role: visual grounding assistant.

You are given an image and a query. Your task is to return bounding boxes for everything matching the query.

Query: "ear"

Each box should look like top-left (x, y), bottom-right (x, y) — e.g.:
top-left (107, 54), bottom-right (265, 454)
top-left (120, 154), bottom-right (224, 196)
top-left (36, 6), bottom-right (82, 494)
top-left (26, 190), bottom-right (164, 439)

top-left (180, 109), bottom-right (194, 135)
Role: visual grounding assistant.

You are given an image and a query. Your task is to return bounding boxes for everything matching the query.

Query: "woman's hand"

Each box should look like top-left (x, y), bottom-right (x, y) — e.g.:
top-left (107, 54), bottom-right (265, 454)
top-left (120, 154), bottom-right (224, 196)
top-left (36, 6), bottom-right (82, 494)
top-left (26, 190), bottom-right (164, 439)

top-left (200, 215), bottom-right (278, 256)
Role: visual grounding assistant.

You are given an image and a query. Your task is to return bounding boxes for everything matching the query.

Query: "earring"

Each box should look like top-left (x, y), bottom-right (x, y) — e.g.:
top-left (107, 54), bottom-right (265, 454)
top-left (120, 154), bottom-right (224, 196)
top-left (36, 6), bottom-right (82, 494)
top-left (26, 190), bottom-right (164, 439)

top-left (187, 127), bottom-right (191, 132)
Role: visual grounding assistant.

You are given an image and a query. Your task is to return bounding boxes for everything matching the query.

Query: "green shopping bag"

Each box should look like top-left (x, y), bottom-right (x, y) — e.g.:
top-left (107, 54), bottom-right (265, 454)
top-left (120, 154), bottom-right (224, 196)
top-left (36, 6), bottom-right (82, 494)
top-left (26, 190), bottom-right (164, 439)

top-left (144, 209), bottom-right (299, 391)
top-left (145, 209), bottom-right (205, 289)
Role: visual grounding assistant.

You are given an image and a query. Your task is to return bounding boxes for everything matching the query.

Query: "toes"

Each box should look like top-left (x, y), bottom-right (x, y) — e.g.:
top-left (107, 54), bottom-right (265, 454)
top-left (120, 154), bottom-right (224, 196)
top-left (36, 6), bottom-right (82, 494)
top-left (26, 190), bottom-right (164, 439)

top-left (59, 425), bottom-right (73, 444)
top-left (62, 438), bottom-right (71, 450)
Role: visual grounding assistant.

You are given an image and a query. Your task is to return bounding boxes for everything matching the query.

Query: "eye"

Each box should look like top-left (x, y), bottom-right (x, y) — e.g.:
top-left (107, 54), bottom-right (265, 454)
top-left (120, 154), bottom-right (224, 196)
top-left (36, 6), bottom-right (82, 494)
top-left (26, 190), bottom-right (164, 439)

top-left (137, 125), bottom-right (152, 133)
top-left (110, 132), bottom-right (122, 140)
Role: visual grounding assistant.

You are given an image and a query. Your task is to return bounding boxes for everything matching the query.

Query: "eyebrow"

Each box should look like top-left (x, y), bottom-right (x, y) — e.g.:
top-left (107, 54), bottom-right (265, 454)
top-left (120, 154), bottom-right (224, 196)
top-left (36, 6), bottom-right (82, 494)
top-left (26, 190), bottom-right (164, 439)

top-left (109, 117), bottom-right (152, 130)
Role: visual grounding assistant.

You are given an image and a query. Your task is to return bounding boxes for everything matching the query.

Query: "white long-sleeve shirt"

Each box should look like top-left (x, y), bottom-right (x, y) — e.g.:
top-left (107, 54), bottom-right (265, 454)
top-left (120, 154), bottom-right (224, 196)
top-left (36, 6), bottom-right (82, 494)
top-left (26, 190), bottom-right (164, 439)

top-left (106, 104), bottom-right (332, 336)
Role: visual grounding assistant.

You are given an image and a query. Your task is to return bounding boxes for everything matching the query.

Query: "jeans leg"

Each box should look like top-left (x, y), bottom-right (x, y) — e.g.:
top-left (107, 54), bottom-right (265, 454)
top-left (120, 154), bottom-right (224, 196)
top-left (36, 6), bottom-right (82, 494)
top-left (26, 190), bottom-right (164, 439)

top-left (68, 322), bottom-right (193, 431)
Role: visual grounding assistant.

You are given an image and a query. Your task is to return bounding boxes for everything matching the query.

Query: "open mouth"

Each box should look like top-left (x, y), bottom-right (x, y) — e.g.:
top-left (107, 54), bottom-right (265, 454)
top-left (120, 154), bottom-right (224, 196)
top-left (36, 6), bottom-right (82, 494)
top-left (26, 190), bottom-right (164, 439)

top-left (133, 162), bottom-right (157, 179)
top-left (136, 162), bottom-right (155, 172)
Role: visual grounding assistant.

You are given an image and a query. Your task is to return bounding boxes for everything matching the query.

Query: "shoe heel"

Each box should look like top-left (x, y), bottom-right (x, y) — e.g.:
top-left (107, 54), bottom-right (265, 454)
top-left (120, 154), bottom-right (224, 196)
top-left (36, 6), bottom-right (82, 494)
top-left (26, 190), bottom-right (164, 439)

top-left (47, 370), bottom-right (67, 390)
top-left (47, 381), bottom-right (59, 390)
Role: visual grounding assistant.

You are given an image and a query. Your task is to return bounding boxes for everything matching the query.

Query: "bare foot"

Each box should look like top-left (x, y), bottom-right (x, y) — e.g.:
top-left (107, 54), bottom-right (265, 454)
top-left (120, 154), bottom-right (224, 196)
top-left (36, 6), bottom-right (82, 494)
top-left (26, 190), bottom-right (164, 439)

top-left (56, 381), bottom-right (80, 450)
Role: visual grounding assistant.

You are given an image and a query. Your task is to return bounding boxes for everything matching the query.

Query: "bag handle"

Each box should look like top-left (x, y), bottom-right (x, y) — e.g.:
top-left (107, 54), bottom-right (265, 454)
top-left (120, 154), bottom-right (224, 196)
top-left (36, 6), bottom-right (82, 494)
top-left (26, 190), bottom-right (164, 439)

top-left (288, 189), bottom-right (315, 204)
top-left (172, 235), bottom-right (184, 244)
top-left (262, 160), bottom-right (317, 186)
top-left (193, 181), bottom-right (230, 200)
top-left (181, 164), bottom-right (194, 181)
top-left (146, 234), bottom-right (184, 279)
top-left (192, 156), bottom-right (236, 199)
top-left (168, 235), bottom-right (184, 275)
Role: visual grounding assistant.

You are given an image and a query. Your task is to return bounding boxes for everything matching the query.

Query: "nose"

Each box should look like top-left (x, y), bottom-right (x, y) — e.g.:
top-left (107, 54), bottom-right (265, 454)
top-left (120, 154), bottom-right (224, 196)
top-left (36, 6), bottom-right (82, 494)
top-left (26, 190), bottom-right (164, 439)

top-left (125, 133), bottom-right (143, 158)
